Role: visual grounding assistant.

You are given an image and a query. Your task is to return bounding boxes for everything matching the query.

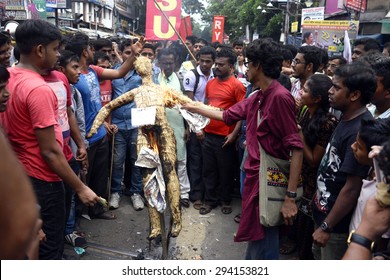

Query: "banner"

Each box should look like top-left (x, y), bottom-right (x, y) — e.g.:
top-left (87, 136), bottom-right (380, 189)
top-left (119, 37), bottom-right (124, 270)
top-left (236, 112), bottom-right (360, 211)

top-left (345, 0), bottom-right (366, 13)
top-left (179, 16), bottom-right (192, 40)
top-left (212, 15), bottom-right (225, 43)
top-left (301, 7), bottom-right (324, 32)
top-left (145, 0), bottom-right (182, 41)
top-left (302, 20), bottom-right (359, 54)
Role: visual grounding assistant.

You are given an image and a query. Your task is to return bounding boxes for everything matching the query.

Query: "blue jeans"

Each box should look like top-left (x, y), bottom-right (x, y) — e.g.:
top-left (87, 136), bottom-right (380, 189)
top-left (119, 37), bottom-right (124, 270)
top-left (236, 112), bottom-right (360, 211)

top-left (30, 177), bottom-right (65, 260)
top-left (111, 129), bottom-right (142, 194)
top-left (245, 226), bottom-right (279, 260)
top-left (64, 159), bottom-right (80, 235)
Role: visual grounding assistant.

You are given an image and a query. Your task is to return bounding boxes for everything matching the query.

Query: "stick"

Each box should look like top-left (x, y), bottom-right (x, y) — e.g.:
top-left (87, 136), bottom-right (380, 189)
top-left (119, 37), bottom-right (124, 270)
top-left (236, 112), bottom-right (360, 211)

top-left (153, 0), bottom-right (196, 61)
top-left (107, 133), bottom-right (115, 208)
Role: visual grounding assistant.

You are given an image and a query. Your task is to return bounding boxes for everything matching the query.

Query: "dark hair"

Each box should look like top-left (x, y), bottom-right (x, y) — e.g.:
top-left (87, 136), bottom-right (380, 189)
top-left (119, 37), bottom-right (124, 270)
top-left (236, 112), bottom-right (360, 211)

top-left (384, 42), bottom-right (390, 53)
top-left (0, 31), bottom-right (11, 47)
top-left (378, 139), bottom-right (390, 180)
top-left (0, 65), bottom-right (10, 83)
top-left (353, 37), bottom-right (381, 52)
top-left (329, 55), bottom-right (347, 65)
top-left (211, 42), bottom-right (222, 50)
top-left (281, 47), bottom-right (293, 61)
top-left (284, 44), bottom-right (298, 58)
top-left (196, 46), bottom-right (216, 61)
top-left (372, 58), bottom-right (390, 90)
top-left (303, 74), bottom-right (334, 148)
top-left (157, 47), bottom-right (175, 60)
top-left (13, 45), bottom-right (20, 62)
top-left (119, 39), bottom-right (132, 52)
top-left (185, 35), bottom-right (198, 45)
top-left (319, 48), bottom-right (329, 69)
top-left (58, 49), bottom-right (79, 68)
top-left (233, 40), bottom-right (244, 47)
top-left (93, 51), bottom-right (110, 65)
top-left (142, 43), bottom-right (155, 54)
top-left (277, 73), bottom-right (292, 91)
top-left (357, 51), bottom-right (386, 67)
top-left (216, 47), bottom-right (237, 66)
top-left (302, 32), bottom-right (312, 44)
top-left (297, 46), bottom-right (321, 73)
top-left (359, 118), bottom-right (390, 154)
top-left (65, 32), bottom-right (90, 57)
top-left (195, 38), bottom-right (208, 46)
top-left (15, 19), bottom-right (62, 54)
top-left (168, 41), bottom-right (187, 66)
top-left (245, 38), bottom-right (282, 79)
top-left (334, 62), bottom-right (376, 105)
top-left (93, 38), bottom-right (111, 51)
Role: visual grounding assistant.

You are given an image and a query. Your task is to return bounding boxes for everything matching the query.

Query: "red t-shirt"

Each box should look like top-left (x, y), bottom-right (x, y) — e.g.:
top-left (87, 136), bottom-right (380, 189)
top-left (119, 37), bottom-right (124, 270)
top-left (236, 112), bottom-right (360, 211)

top-left (99, 79), bottom-right (112, 107)
top-left (43, 71), bottom-right (73, 162)
top-left (205, 75), bottom-right (246, 136)
top-left (0, 68), bottom-right (64, 182)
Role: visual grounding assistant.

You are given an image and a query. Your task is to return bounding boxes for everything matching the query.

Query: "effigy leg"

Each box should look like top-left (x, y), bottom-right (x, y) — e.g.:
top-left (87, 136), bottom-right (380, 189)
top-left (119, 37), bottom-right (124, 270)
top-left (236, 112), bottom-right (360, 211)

top-left (158, 123), bottom-right (181, 238)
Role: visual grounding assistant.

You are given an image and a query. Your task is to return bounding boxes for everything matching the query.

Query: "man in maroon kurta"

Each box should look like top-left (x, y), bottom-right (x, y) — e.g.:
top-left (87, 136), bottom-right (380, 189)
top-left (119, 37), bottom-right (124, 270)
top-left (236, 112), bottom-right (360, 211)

top-left (183, 38), bottom-right (303, 259)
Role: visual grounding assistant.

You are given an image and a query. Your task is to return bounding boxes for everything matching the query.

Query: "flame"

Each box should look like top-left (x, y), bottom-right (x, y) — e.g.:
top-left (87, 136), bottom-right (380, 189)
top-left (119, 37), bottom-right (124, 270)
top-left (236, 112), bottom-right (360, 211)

top-left (149, 131), bottom-right (159, 153)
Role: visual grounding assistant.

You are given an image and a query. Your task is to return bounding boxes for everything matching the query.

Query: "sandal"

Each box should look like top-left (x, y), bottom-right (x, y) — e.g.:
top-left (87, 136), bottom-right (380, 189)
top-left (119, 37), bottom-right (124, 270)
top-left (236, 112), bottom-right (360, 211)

top-left (279, 239), bottom-right (297, 255)
top-left (193, 200), bottom-right (203, 210)
top-left (221, 204), bottom-right (232, 215)
top-left (199, 204), bottom-right (213, 215)
top-left (91, 212), bottom-right (117, 220)
top-left (180, 198), bottom-right (190, 208)
top-left (234, 213), bottom-right (241, 223)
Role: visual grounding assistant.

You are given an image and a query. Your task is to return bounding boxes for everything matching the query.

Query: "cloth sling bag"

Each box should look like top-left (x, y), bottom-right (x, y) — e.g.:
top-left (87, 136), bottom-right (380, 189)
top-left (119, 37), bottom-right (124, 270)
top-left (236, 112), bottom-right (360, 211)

top-left (258, 107), bottom-right (303, 227)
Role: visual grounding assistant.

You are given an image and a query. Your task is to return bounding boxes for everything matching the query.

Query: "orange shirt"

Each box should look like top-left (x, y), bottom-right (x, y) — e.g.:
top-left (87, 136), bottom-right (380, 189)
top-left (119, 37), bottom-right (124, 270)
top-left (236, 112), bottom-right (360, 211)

top-left (205, 75), bottom-right (246, 136)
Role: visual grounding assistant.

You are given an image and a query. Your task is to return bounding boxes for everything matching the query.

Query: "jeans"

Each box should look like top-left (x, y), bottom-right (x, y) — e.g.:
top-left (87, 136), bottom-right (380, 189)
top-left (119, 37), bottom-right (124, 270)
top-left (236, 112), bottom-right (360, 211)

top-left (312, 224), bottom-right (348, 260)
top-left (64, 159), bottom-right (81, 235)
top-left (111, 129), bottom-right (142, 195)
top-left (245, 226), bottom-right (279, 260)
top-left (30, 177), bottom-right (65, 260)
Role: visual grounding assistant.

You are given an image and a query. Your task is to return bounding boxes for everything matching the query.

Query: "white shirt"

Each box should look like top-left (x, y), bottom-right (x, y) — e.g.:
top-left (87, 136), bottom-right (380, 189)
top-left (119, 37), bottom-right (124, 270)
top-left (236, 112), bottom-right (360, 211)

top-left (183, 65), bottom-right (214, 103)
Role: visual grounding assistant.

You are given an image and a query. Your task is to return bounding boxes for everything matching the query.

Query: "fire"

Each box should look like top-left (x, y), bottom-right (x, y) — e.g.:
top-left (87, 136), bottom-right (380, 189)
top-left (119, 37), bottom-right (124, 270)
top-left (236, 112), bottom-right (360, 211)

top-left (149, 131), bottom-right (159, 153)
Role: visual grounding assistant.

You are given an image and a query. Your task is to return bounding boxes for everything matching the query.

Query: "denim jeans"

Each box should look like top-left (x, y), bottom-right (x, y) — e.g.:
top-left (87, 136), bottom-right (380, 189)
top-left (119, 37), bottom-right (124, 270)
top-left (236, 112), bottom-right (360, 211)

top-left (30, 177), bottom-right (65, 260)
top-left (245, 226), bottom-right (279, 260)
top-left (111, 129), bottom-right (142, 194)
top-left (64, 159), bottom-right (81, 235)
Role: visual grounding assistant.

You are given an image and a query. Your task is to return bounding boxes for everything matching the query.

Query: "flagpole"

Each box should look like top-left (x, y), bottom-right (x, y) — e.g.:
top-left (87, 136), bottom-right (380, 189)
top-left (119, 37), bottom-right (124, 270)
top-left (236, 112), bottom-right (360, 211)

top-left (153, 0), bottom-right (196, 61)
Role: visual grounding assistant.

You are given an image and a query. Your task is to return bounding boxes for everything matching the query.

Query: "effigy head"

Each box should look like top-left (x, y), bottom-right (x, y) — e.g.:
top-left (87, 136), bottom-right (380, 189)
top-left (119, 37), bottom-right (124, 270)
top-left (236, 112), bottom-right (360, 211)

top-left (134, 56), bottom-right (153, 79)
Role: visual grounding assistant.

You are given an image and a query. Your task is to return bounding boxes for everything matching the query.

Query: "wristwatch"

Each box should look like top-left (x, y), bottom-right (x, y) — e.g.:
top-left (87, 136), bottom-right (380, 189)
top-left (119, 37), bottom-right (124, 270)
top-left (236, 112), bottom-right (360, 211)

top-left (347, 230), bottom-right (375, 251)
top-left (286, 191), bottom-right (297, 198)
top-left (320, 221), bottom-right (333, 233)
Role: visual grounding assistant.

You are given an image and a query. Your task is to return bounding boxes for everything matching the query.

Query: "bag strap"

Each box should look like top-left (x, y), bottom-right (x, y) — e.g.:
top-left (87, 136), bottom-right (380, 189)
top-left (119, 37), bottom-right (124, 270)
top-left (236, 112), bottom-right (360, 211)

top-left (192, 68), bottom-right (200, 95)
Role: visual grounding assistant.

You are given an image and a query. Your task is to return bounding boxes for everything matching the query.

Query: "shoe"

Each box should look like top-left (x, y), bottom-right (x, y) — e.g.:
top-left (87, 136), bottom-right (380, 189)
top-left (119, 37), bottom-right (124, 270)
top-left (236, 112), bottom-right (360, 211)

top-left (180, 198), bottom-right (190, 208)
top-left (65, 231), bottom-right (87, 248)
top-left (109, 192), bottom-right (121, 209)
top-left (131, 193), bottom-right (144, 211)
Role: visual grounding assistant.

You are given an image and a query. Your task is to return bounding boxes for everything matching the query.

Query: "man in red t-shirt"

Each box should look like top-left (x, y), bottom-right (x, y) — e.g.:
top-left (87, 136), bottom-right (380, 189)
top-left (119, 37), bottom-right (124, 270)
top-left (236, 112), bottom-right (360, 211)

top-left (0, 20), bottom-right (99, 260)
top-left (200, 48), bottom-right (246, 215)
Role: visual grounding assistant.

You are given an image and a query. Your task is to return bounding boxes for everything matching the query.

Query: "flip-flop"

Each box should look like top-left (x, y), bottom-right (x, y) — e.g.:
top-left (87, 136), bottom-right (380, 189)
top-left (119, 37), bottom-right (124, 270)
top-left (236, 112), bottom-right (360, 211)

top-left (92, 212), bottom-right (116, 220)
top-left (199, 204), bottom-right (212, 215)
top-left (221, 204), bottom-right (232, 215)
top-left (279, 240), bottom-right (297, 255)
top-left (234, 213), bottom-right (241, 223)
top-left (193, 200), bottom-right (203, 210)
top-left (180, 198), bottom-right (190, 208)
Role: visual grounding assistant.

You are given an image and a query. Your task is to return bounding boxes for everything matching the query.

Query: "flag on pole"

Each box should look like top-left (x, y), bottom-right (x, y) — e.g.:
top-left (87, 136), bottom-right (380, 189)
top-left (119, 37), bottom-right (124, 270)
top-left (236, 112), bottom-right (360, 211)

top-left (179, 16), bottom-right (192, 39)
top-left (212, 15), bottom-right (225, 43)
top-left (343, 29), bottom-right (352, 63)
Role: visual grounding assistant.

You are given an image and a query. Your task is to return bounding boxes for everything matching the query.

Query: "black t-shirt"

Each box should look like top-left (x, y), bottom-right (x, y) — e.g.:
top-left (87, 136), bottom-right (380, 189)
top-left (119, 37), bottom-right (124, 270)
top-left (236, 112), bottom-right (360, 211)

top-left (312, 110), bottom-right (372, 233)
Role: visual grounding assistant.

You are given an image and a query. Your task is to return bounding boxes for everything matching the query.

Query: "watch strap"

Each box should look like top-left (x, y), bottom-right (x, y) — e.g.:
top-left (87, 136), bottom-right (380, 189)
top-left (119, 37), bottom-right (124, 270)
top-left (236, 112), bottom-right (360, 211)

top-left (347, 231), bottom-right (375, 251)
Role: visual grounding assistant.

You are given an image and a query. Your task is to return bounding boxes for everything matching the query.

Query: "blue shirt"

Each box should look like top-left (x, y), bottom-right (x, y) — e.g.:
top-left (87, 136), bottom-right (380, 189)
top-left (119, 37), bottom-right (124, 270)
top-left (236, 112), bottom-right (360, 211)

top-left (75, 67), bottom-right (106, 144)
top-left (111, 67), bottom-right (142, 130)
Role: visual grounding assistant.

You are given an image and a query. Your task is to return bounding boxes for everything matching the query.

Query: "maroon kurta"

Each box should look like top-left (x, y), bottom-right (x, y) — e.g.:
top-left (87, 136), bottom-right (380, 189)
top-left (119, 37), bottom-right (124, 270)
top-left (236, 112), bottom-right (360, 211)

top-left (223, 80), bottom-right (303, 242)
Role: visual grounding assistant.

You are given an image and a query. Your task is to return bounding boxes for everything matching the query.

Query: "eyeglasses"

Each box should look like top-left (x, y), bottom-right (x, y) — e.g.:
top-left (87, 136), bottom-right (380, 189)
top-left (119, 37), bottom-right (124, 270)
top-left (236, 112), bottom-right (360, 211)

top-left (243, 60), bottom-right (252, 67)
top-left (292, 59), bottom-right (306, 65)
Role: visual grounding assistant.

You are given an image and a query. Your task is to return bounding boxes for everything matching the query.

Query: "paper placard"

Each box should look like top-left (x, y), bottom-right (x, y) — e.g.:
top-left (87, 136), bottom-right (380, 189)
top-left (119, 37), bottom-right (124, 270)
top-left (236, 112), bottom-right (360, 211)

top-left (131, 107), bottom-right (156, 127)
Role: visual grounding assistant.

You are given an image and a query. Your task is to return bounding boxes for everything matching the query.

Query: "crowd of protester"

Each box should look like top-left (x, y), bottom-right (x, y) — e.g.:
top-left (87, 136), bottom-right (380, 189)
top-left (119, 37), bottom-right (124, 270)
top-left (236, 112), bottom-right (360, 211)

top-left (0, 19), bottom-right (389, 260)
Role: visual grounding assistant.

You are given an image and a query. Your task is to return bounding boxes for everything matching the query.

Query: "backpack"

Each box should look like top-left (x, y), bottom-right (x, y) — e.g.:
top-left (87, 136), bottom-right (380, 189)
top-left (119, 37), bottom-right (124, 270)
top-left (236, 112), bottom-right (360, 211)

top-left (191, 68), bottom-right (200, 95)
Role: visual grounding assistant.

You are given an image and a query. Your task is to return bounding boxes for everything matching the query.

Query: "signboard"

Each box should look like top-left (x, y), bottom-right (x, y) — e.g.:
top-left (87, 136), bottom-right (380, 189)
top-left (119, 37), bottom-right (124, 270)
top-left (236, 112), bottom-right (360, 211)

top-left (291, 21), bottom-right (298, 33)
top-left (212, 15), bottom-right (225, 43)
top-left (302, 20), bottom-right (359, 53)
top-left (30, 0), bottom-right (47, 19)
top-left (145, 0), bottom-right (182, 40)
top-left (345, 0), bottom-right (366, 13)
top-left (5, 0), bottom-right (25, 10)
top-left (301, 7), bottom-right (324, 31)
top-left (46, 0), bottom-right (67, 9)
top-left (5, 9), bottom-right (26, 20)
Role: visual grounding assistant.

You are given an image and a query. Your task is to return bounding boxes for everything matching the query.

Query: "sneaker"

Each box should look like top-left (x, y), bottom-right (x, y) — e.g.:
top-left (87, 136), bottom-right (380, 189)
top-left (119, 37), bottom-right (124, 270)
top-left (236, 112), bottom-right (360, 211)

top-left (109, 192), bottom-right (121, 209)
top-left (65, 231), bottom-right (87, 248)
top-left (131, 193), bottom-right (144, 211)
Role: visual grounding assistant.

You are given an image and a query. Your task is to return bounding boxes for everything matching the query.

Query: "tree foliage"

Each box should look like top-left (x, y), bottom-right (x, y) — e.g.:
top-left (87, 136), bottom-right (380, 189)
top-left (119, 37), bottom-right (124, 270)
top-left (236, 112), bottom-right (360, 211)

top-left (182, 0), bottom-right (206, 15)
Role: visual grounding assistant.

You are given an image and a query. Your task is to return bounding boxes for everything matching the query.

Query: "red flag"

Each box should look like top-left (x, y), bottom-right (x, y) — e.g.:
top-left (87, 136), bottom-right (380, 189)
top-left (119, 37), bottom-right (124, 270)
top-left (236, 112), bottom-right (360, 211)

top-left (145, 0), bottom-right (182, 41)
top-left (212, 15), bottom-right (225, 43)
top-left (179, 16), bottom-right (192, 39)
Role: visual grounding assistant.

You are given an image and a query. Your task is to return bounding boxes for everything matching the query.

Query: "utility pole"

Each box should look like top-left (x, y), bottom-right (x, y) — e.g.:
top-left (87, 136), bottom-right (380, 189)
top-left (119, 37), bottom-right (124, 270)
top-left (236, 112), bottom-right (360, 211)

top-left (283, 0), bottom-right (290, 45)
